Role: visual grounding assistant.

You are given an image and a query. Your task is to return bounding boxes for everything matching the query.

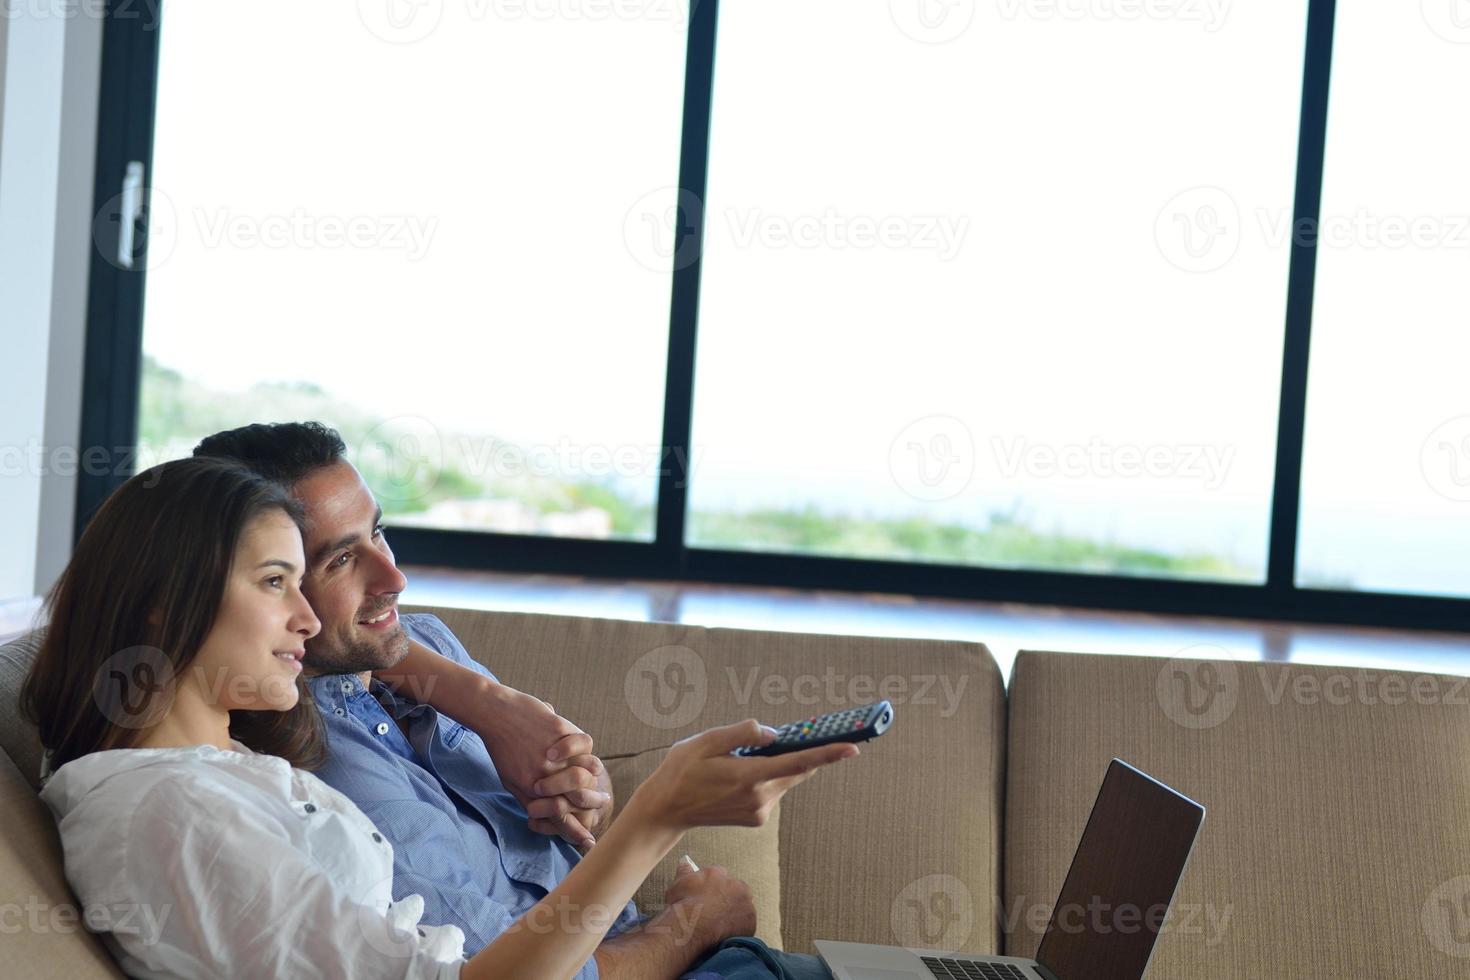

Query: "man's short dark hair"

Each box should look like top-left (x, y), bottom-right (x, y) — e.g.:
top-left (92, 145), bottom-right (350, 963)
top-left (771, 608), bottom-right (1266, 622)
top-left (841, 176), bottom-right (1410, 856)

top-left (192, 422), bottom-right (347, 487)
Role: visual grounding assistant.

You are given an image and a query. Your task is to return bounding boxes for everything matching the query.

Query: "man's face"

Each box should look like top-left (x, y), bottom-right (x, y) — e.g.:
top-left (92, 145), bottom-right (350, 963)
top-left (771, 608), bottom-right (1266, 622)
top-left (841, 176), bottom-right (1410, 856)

top-left (293, 460), bottom-right (410, 675)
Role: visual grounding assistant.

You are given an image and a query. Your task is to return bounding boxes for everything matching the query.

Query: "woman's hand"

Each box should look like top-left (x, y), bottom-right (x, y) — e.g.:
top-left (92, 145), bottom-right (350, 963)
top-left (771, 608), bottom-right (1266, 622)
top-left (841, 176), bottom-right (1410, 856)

top-left (625, 719), bottom-right (860, 832)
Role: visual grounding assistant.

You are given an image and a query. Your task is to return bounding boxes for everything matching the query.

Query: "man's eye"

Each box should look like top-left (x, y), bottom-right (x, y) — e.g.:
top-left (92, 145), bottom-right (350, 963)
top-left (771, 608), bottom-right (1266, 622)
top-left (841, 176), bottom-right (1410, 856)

top-left (331, 553), bottom-right (351, 570)
top-left (372, 524), bottom-right (384, 539)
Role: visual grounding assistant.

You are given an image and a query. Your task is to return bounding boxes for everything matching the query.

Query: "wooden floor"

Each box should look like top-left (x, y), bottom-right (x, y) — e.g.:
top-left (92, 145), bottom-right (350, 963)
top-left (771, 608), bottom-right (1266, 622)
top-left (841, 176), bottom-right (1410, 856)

top-left (399, 567), bottom-right (1470, 681)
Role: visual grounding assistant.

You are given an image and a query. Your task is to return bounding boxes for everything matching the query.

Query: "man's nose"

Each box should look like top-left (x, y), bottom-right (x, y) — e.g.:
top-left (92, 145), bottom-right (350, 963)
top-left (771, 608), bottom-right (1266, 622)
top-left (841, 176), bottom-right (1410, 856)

top-left (366, 546), bottom-right (408, 595)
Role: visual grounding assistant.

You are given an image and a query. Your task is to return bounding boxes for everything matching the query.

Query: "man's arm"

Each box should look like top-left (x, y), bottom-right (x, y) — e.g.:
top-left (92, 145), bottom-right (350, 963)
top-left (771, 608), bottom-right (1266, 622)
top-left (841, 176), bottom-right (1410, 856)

top-left (375, 638), bottom-right (606, 847)
top-left (593, 861), bottom-right (758, 980)
top-left (592, 904), bottom-right (709, 980)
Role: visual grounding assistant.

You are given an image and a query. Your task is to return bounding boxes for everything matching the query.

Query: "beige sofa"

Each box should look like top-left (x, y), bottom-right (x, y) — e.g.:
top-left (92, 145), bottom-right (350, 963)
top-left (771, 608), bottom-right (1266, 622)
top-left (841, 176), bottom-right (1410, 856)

top-left (2, 604), bottom-right (1468, 978)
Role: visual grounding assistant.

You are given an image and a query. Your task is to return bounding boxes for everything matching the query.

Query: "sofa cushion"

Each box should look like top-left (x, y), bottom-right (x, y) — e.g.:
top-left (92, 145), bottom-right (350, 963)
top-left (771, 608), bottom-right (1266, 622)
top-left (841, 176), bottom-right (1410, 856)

top-left (0, 628), bottom-right (46, 789)
top-left (0, 748), bottom-right (125, 978)
top-left (1004, 649), bottom-right (1470, 977)
top-left (411, 605), bottom-right (1008, 957)
top-left (604, 744), bottom-right (784, 950)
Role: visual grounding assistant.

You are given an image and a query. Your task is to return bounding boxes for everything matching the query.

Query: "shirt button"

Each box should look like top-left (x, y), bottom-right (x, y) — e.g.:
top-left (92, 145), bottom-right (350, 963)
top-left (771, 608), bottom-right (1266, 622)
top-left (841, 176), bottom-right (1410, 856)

top-left (372, 832), bottom-right (383, 843)
top-left (304, 803), bottom-right (317, 814)
top-left (375, 722), bottom-right (390, 736)
top-left (340, 681), bottom-right (353, 693)
top-left (335, 707), bottom-right (345, 716)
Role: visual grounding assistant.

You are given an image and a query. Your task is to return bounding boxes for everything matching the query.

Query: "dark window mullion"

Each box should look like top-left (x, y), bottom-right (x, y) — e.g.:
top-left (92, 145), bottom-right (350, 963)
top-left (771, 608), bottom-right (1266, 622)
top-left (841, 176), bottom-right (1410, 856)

top-left (1266, 0), bottom-right (1338, 603)
top-left (75, 0), bottom-right (162, 540)
top-left (654, 0), bottom-right (720, 573)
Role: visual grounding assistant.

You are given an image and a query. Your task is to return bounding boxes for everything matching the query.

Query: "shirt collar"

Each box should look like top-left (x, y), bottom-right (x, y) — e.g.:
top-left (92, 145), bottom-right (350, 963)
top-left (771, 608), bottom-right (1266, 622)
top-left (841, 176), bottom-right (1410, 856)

top-left (307, 671), bottom-right (431, 723)
top-left (306, 672), bottom-right (368, 708)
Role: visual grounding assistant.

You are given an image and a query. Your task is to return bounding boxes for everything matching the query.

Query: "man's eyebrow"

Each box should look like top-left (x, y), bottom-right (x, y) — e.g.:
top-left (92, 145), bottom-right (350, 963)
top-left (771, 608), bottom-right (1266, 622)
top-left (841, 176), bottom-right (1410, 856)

top-left (255, 559), bottom-right (299, 574)
top-left (310, 506), bottom-right (384, 567)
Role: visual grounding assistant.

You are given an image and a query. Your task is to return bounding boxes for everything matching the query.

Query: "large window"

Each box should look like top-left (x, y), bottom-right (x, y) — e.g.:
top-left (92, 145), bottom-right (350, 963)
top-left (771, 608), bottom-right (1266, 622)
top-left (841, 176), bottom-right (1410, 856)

top-left (1296, 0), bottom-right (1470, 597)
top-left (137, 1), bottom-right (689, 540)
top-left (82, 0), bottom-right (1470, 629)
top-left (687, 0), bottom-right (1309, 582)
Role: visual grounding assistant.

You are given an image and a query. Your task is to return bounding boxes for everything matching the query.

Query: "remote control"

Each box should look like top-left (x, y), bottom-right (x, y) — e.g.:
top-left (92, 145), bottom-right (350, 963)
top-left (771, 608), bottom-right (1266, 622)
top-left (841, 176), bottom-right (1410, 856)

top-left (732, 700), bottom-right (894, 757)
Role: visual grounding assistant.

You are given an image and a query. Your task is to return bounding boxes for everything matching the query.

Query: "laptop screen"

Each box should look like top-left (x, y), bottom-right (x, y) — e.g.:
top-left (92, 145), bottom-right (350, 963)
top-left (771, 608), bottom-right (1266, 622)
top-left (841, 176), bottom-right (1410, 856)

top-left (1034, 760), bottom-right (1205, 980)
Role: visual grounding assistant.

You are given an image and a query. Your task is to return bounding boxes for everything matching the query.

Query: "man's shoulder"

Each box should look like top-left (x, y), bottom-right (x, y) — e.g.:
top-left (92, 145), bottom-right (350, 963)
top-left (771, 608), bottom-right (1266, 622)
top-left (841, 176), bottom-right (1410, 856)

top-left (401, 612), bottom-right (464, 659)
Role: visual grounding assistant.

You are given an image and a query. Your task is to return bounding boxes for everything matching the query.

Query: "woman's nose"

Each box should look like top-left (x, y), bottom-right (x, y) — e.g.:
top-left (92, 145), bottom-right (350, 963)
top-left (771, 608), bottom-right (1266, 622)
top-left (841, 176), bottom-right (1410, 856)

top-left (293, 595), bottom-right (322, 638)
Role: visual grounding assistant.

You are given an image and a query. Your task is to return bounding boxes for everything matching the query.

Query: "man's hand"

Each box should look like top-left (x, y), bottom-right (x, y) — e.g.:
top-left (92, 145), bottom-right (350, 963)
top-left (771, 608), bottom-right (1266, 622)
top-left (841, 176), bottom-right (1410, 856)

top-left (476, 687), bottom-right (612, 848)
top-left (591, 859), bottom-right (755, 980)
top-left (662, 859), bottom-right (756, 953)
top-left (523, 743), bottom-right (614, 845)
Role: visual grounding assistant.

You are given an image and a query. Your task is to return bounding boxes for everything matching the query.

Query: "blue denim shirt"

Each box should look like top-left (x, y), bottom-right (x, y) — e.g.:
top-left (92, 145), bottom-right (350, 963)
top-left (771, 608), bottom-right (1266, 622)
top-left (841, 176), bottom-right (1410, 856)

top-left (307, 613), bottom-right (640, 976)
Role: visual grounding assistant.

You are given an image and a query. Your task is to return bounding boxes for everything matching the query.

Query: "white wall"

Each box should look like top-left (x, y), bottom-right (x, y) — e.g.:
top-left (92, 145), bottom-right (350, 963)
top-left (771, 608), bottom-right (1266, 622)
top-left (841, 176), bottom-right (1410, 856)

top-left (0, 8), bottom-right (103, 601)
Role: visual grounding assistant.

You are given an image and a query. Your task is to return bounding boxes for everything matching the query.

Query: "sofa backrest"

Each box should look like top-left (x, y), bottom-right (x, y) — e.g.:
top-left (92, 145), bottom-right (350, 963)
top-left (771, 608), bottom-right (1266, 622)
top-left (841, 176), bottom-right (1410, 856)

top-left (0, 628), bottom-right (45, 789)
top-left (0, 748), bottom-right (125, 978)
top-left (414, 605), bottom-right (1009, 957)
top-left (1004, 649), bottom-right (1470, 976)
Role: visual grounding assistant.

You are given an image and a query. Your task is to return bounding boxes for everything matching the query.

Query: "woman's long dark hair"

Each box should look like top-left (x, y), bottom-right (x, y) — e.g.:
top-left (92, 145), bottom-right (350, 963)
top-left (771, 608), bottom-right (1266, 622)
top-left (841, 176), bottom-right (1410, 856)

top-left (21, 457), bottom-right (327, 771)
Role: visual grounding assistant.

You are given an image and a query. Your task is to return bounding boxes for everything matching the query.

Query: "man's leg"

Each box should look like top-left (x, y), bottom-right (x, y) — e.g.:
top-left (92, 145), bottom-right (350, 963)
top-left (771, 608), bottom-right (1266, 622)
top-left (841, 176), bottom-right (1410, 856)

top-left (680, 936), bottom-right (834, 980)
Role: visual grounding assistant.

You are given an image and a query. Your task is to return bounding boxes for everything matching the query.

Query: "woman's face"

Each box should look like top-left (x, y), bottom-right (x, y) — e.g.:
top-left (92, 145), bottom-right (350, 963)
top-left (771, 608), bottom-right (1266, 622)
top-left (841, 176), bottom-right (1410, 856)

top-left (188, 509), bottom-right (322, 713)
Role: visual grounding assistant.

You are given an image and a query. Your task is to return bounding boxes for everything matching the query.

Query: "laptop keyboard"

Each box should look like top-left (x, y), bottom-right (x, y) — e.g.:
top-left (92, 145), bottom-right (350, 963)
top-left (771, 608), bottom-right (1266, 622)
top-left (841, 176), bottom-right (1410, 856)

top-left (920, 955), bottom-right (1030, 980)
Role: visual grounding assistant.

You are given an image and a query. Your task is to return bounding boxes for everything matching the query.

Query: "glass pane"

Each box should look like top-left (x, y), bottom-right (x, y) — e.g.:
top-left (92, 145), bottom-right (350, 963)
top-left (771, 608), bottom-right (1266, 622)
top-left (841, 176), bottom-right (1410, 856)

top-left (687, 1), bottom-right (1309, 582)
top-left (136, 2), bottom-right (688, 540)
top-left (1296, 1), bottom-right (1470, 596)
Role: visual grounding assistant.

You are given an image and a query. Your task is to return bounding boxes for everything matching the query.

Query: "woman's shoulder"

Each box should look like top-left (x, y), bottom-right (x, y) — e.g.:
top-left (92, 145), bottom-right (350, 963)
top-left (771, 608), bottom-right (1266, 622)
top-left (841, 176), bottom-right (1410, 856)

top-left (42, 742), bottom-right (296, 827)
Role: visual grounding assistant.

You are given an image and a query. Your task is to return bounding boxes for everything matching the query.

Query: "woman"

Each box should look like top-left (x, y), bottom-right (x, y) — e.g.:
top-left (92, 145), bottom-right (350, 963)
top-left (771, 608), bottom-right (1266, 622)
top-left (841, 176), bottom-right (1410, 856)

top-left (23, 458), bottom-right (857, 979)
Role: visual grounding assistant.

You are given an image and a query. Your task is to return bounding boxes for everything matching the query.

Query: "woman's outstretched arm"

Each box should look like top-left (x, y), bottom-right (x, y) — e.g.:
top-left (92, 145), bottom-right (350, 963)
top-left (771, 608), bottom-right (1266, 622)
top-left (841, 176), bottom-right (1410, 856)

top-left (460, 722), bottom-right (859, 980)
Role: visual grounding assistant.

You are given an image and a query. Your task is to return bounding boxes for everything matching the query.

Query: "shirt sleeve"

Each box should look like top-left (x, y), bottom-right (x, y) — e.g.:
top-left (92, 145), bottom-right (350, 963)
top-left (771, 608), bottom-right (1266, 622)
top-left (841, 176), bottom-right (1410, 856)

top-left (111, 784), bottom-right (464, 980)
top-left (405, 614), bottom-right (502, 685)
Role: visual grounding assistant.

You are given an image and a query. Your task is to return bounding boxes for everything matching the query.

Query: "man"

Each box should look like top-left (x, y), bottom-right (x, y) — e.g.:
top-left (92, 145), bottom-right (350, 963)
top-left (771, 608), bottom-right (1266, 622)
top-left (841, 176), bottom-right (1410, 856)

top-left (195, 422), bottom-right (833, 980)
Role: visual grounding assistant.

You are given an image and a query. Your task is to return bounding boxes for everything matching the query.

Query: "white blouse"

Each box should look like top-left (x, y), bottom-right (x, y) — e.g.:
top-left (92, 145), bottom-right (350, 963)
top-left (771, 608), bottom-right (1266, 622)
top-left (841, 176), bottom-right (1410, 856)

top-left (39, 740), bottom-right (465, 979)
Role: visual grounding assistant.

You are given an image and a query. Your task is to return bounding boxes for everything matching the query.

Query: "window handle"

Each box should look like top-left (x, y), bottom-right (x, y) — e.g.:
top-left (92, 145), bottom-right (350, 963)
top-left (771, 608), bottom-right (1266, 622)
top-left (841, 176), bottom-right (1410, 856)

top-left (117, 161), bottom-right (145, 269)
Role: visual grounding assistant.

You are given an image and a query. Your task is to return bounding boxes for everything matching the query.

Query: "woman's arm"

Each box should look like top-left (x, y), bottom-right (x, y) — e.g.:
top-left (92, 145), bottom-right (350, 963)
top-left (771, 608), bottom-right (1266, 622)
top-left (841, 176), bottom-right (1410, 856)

top-left (461, 791), bottom-right (686, 980)
top-left (462, 721), bottom-right (859, 980)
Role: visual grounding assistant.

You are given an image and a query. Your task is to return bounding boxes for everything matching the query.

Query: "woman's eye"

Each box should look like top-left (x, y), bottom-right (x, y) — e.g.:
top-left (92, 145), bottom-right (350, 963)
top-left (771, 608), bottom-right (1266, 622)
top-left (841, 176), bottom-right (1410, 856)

top-left (266, 576), bottom-right (284, 589)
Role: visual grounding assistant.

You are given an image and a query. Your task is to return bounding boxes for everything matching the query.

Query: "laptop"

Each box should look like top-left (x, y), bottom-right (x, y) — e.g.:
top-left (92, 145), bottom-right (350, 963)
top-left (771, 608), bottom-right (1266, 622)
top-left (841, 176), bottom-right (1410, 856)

top-left (815, 759), bottom-right (1205, 980)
